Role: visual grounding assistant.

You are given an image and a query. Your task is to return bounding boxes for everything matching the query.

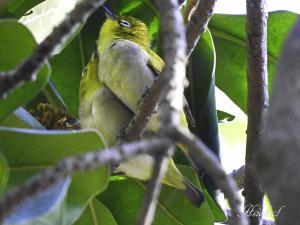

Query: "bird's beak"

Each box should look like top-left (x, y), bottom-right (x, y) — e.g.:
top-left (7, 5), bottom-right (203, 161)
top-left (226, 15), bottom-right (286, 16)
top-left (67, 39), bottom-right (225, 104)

top-left (102, 5), bottom-right (116, 20)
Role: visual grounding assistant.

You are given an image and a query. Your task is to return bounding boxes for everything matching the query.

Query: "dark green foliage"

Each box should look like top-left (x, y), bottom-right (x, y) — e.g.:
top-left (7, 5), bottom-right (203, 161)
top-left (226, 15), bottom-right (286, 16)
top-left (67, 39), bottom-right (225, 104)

top-left (0, 0), bottom-right (297, 224)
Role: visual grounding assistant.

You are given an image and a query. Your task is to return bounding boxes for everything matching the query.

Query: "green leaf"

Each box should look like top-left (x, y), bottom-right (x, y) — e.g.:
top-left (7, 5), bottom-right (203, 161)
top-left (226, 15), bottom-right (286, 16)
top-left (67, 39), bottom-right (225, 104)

top-left (7, 0), bottom-right (45, 18)
top-left (99, 166), bottom-right (216, 225)
top-left (74, 199), bottom-right (118, 225)
top-left (0, 128), bottom-right (109, 224)
top-left (184, 29), bottom-right (220, 195)
top-left (187, 29), bottom-right (219, 154)
top-left (0, 20), bottom-right (50, 122)
top-left (178, 166), bottom-right (226, 222)
top-left (217, 110), bottom-right (235, 123)
top-left (0, 153), bottom-right (9, 196)
top-left (117, 0), bottom-right (142, 15)
top-left (210, 12), bottom-right (298, 112)
top-left (49, 36), bottom-right (85, 117)
top-left (49, 8), bottom-right (107, 116)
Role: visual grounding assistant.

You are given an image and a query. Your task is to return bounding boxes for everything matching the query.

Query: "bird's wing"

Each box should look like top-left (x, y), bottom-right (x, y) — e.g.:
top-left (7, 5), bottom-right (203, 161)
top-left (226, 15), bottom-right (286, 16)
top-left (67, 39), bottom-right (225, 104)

top-left (148, 50), bottom-right (196, 127)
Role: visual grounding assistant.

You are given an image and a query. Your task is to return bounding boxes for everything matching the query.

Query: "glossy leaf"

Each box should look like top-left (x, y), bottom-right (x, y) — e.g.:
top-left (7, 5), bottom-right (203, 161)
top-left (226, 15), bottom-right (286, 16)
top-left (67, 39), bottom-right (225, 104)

top-left (210, 12), bottom-right (298, 112)
top-left (0, 20), bottom-right (50, 122)
top-left (187, 29), bottom-right (219, 155)
top-left (0, 128), bottom-right (109, 224)
top-left (48, 7), bottom-right (106, 116)
top-left (98, 166), bottom-right (220, 225)
top-left (74, 199), bottom-right (118, 225)
top-left (184, 29), bottom-right (220, 196)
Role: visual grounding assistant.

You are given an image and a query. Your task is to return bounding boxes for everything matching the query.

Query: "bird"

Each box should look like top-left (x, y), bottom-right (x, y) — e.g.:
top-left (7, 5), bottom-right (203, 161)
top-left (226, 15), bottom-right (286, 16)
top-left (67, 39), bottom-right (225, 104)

top-left (79, 10), bottom-right (203, 207)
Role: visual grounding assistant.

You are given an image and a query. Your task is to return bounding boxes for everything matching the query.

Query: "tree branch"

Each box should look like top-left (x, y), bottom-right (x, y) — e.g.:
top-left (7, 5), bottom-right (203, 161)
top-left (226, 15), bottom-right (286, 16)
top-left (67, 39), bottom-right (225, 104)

top-left (0, 0), bottom-right (107, 99)
top-left (244, 1), bottom-right (268, 224)
top-left (175, 128), bottom-right (248, 225)
top-left (136, 0), bottom-right (187, 223)
top-left (124, 0), bottom-right (218, 140)
top-left (255, 18), bottom-right (300, 225)
top-left (230, 165), bottom-right (245, 190)
top-left (182, 0), bottom-right (198, 23)
top-left (0, 137), bottom-right (171, 223)
top-left (123, 76), bottom-right (164, 142)
top-left (186, 0), bottom-right (218, 57)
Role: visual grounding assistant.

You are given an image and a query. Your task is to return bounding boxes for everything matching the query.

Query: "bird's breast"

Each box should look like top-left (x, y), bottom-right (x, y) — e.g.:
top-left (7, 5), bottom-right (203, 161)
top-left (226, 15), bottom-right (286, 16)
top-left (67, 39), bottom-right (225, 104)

top-left (99, 40), bottom-right (155, 114)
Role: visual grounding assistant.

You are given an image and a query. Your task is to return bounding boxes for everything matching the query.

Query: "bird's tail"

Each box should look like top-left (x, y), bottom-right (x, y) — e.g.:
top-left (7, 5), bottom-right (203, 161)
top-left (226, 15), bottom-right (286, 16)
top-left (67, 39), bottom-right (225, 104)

top-left (182, 178), bottom-right (205, 207)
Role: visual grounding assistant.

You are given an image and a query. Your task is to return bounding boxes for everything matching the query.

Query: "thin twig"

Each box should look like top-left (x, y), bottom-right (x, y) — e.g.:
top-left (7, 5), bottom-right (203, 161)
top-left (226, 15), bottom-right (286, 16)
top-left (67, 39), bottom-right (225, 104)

top-left (186, 0), bottom-right (218, 57)
top-left (230, 165), bottom-right (245, 190)
top-left (0, 0), bottom-right (107, 99)
top-left (136, 147), bottom-right (173, 225)
top-left (123, 77), bottom-right (164, 142)
top-left (175, 128), bottom-right (248, 225)
top-left (0, 137), bottom-right (171, 223)
top-left (244, 1), bottom-right (268, 224)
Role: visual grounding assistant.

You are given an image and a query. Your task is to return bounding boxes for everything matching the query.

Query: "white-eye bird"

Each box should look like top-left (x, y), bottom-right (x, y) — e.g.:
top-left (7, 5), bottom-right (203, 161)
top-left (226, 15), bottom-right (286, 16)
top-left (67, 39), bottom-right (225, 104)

top-left (79, 11), bottom-right (203, 206)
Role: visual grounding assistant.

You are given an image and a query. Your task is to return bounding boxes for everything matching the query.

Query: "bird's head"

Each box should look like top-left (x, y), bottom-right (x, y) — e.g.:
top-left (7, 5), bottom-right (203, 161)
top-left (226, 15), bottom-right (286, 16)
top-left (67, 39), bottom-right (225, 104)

top-left (98, 14), bottom-right (151, 53)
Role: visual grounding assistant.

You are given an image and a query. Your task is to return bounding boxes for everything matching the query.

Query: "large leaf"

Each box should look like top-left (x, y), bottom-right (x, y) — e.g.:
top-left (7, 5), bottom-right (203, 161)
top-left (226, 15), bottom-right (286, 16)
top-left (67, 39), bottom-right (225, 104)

top-left (0, 20), bottom-right (50, 122)
top-left (49, 36), bottom-right (86, 117)
top-left (74, 199), bottom-right (118, 225)
top-left (182, 29), bottom-right (220, 195)
top-left (209, 12), bottom-right (298, 112)
top-left (19, 0), bottom-right (77, 44)
top-left (187, 29), bottom-right (219, 156)
top-left (0, 128), bottom-right (109, 224)
top-left (98, 166), bottom-right (220, 225)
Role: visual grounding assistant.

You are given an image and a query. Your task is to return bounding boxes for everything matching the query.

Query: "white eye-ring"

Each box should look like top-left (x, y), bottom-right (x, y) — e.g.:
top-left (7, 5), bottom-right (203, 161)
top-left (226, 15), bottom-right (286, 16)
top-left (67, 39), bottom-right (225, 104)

top-left (119, 20), bottom-right (131, 27)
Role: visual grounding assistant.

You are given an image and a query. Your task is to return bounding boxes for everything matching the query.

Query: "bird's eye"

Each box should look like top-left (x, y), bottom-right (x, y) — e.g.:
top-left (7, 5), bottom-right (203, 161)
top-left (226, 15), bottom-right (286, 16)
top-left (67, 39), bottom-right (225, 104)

top-left (119, 20), bottom-right (131, 27)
